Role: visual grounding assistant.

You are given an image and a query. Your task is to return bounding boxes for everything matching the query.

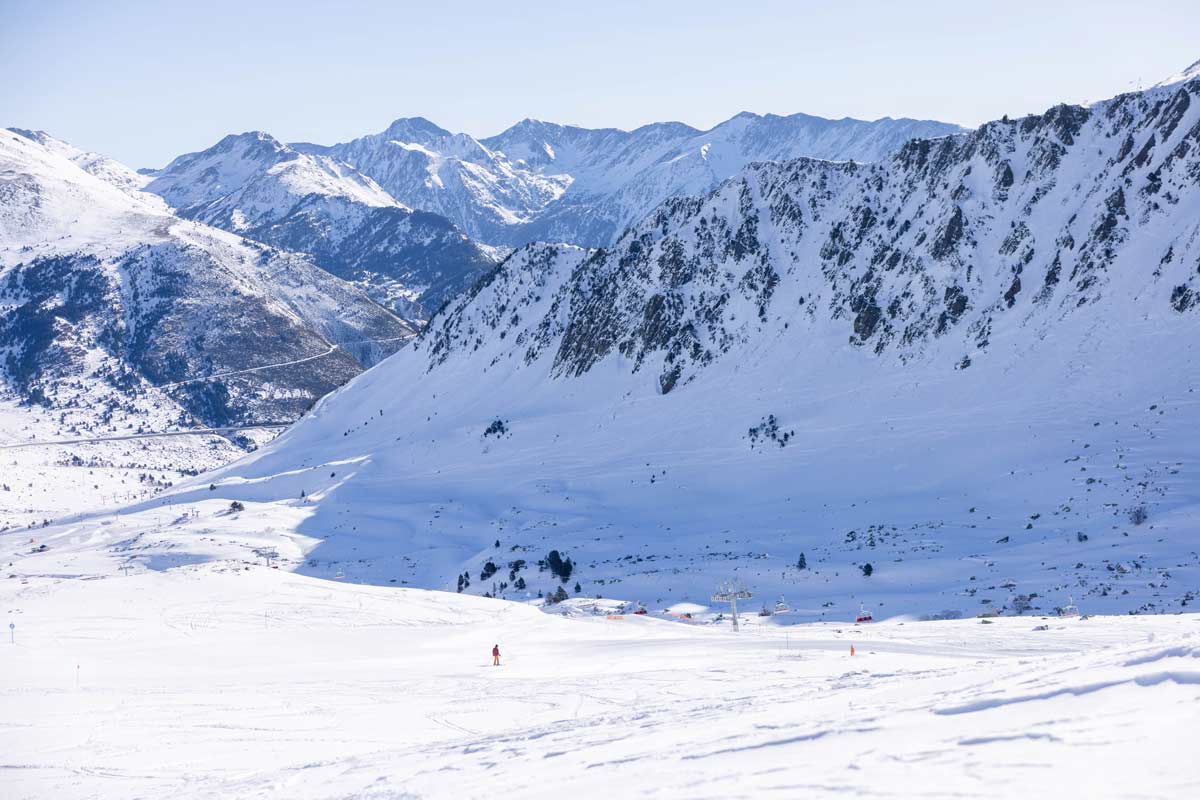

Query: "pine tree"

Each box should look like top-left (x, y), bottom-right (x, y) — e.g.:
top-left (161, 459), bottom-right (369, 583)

top-left (797, 552), bottom-right (807, 570)
top-left (861, 563), bottom-right (874, 577)
top-left (546, 550), bottom-right (573, 581)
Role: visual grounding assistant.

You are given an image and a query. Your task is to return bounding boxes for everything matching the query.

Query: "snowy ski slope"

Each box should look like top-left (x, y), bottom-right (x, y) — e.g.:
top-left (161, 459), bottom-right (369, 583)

top-left (1, 565), bottom-right (1197, 799)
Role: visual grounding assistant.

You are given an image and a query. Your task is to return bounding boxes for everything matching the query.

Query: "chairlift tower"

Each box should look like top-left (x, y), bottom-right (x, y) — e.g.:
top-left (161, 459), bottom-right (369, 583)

top-left (711, 582), bottom-right (753, 631)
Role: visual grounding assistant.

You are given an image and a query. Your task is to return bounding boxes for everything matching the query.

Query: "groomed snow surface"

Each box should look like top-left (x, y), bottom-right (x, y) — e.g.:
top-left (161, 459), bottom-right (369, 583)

top-left (2, 565), bottom-right (1197, 799)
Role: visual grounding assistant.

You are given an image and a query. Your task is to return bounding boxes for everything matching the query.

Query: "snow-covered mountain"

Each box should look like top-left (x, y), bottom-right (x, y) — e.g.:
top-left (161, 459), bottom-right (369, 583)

top-left (292, 117), bottom-right (571, 246)
top-left (88, 68), bottom-right (1200, 620)
top-left (0, 129), bottom-right (415, 437)
top-left (8, 127), bottom-right (151, 198)
top-left (484, 112), bottom-right (967, 247)
top-left (297, 113), bottom-right (964, 247)
top-left (144, 132), bottom-right (498, 319)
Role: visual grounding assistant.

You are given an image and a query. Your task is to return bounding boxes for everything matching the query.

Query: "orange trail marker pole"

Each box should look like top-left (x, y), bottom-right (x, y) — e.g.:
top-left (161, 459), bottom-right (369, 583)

top-left (850, 645), bottom-right (855, 656)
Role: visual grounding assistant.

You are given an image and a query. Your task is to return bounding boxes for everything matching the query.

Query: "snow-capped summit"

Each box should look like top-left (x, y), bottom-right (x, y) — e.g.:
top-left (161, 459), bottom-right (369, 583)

top-left (300, 119), bottom-right (570, 243)
top-left (144, 132), bottom-right (498, 320)
top-left (146, 131), bottom-right (400, 225)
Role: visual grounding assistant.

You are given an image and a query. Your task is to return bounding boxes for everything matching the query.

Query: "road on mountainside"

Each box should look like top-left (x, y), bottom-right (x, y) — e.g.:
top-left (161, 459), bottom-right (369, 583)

top-left (154, 345), bottom-right (342, 389)
top-left (155, 333), bottom-right (414, 389)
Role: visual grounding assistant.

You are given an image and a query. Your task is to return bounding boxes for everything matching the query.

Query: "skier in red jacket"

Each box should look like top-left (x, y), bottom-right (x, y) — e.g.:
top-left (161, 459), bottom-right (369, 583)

top-left (492, 644), bottom-right (501, 666)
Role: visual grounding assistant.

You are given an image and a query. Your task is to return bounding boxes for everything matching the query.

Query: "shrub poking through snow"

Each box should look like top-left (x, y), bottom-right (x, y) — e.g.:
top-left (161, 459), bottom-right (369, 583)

top-left (747, 414), bottom-right (795, 449)
top-left (483, 419), bottom-right (508, 437)
top-left (1128, 505), bottom-right (1148, 525)
top-left (861, 563), bottom-right (874, 577)
top-left (229, 501), bottom-right (244, 512)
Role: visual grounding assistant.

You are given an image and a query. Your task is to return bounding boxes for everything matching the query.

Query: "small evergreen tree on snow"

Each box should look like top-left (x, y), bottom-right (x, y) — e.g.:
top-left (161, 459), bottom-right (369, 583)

top-left (514, 576), bottom-right (526, 591)
top-left (861, 563), bottom-right (874, 577)
top-left (574, 582), bottom-right (581, 594)
top-left (546, 550), bottom-right (573, 581)
top-left (797, 552), bottom-right (807, 570)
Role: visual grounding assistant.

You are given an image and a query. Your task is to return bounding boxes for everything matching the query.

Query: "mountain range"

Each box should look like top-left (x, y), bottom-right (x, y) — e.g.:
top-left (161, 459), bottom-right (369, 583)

top-left (139, 113), bottom-right (961, 322)
top-left (1, 107), bottom-right (971, 527)
top-left (295, 112), bottom-right (964, 248)
top-left (5, 62), bottom-right (1200, 620)
top-left (82, 62), bottom-right (1200, 618)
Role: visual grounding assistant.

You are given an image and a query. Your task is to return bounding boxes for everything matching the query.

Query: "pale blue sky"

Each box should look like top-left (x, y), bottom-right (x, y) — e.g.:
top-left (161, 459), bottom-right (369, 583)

top-left (2, 0), bottom-right (1197, 168)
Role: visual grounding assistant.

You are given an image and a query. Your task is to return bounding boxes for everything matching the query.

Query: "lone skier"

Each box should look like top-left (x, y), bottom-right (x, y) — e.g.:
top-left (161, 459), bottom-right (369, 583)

top-left (492, 644), bottom-right (501, 666)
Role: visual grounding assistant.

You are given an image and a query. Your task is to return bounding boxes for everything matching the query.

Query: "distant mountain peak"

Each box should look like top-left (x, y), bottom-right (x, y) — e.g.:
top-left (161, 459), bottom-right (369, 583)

top-left (382, 116), bottom-right (453, 141)
top-left (214, 130), bottom-right (289, 153)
